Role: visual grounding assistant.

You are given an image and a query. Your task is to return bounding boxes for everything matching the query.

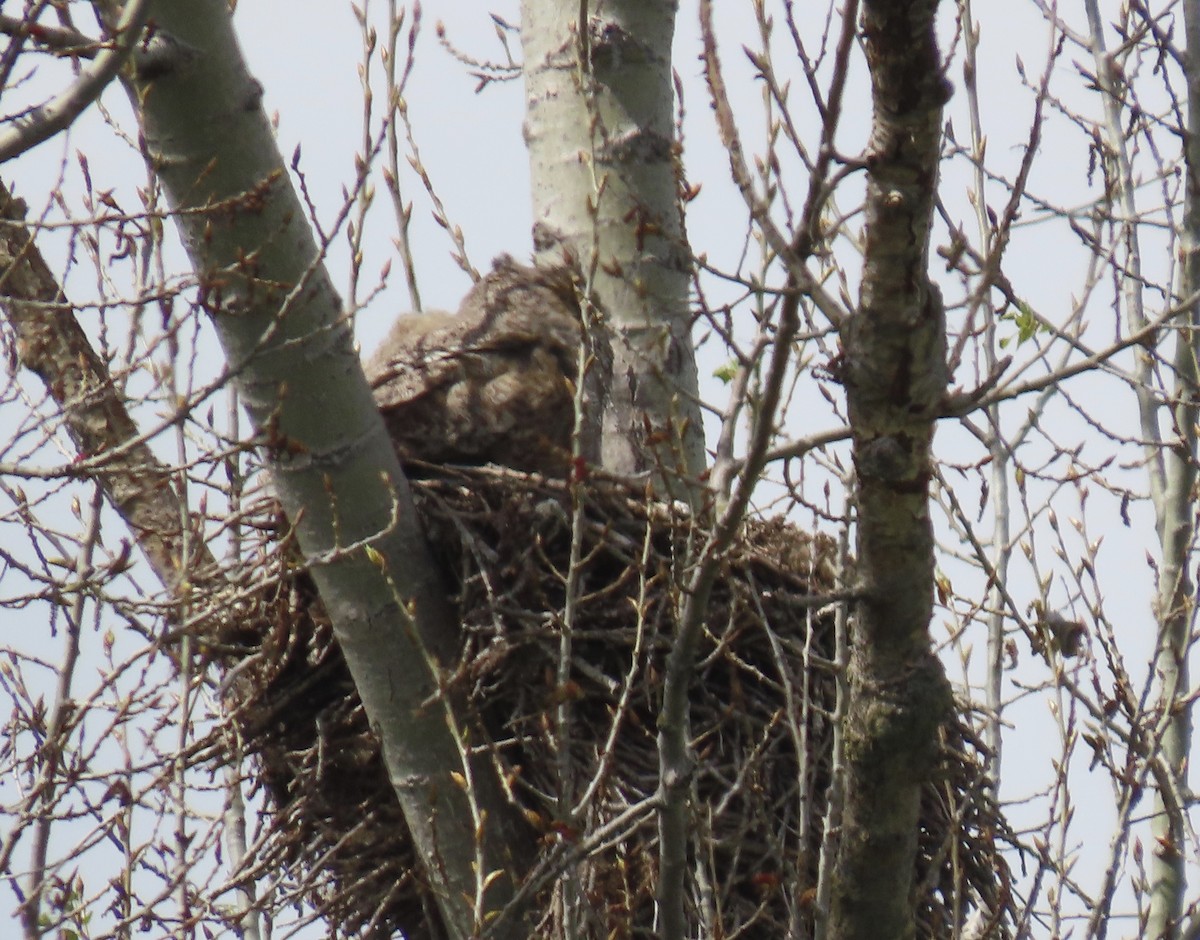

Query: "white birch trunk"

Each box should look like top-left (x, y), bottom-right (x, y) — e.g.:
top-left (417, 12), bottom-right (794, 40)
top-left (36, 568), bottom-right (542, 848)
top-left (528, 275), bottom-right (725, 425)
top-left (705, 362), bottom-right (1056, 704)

top-left (1079, 1), bottom-right (1198, 933)
top-left (1146, 1), bottom-right (1200, 930)
top-left (122, 3), bottom-right (530, 936)
top-left (520, 0), bottom-right (705, 493)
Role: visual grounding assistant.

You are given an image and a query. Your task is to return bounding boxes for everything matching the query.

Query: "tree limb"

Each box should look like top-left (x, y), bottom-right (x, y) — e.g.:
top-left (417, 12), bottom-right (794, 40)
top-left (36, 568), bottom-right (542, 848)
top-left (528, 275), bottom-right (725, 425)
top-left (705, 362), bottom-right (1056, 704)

top-left (0, 0), bottom-right (154, 163)
top-left (830, 0), bottom-right (954, 936)
top-left (119, 3), bottom-right (533, 936)
top-left (0, 180), bottom-right (206, 591)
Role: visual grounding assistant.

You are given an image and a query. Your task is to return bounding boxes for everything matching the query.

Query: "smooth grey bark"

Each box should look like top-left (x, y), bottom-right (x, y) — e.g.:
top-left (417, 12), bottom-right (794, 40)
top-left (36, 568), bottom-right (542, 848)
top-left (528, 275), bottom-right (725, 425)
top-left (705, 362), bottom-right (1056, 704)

top-left (1079, 2), bottom-right (1198, 934)
top-left (123, 3), bottom-right (530, 937)
top-left (1146, 1), bottom-right (1200, 932)
top-left (830, 1), bottom-right (953, 937)
top-left (520, 0), bottom-right (705, 495)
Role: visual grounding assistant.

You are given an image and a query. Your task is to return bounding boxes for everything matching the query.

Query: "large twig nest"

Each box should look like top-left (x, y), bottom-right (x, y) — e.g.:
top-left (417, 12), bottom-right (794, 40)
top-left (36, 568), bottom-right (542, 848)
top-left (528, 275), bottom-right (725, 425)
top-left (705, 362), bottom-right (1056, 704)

top-left (217, 466), bottom-right (1014, 938)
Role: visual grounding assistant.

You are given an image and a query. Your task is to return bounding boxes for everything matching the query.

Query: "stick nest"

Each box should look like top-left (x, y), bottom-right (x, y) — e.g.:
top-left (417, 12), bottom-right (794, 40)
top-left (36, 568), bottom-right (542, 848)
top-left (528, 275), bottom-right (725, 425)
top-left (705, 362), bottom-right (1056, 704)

top-left (217, 466), bottom-right (1015, 938)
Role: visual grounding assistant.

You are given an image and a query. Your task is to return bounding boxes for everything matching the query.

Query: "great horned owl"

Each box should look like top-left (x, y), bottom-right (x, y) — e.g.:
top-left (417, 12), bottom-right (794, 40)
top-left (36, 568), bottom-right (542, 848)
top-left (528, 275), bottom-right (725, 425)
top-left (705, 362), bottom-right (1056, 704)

top-left (365, 256), bottom-right (582, 475)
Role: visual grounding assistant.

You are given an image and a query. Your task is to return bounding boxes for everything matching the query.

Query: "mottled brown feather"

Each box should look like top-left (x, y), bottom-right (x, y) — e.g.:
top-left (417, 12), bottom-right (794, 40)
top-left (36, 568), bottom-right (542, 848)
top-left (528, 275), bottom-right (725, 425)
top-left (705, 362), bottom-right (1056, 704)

top-left (364, 255), bottom-right (582, 475)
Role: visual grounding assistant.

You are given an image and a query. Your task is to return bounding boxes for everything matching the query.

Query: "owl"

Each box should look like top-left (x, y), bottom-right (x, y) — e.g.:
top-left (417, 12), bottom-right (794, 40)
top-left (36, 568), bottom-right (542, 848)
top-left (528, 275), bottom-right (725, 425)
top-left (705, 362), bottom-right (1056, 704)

top-left (365, 256), bottom-right (582, 475)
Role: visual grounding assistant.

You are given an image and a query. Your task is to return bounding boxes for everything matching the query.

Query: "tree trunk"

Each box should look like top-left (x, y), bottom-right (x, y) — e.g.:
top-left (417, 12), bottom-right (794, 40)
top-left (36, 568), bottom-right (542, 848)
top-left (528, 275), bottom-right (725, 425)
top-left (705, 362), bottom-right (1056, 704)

top-left (830, 1), bottom-right (953, 936)
top-left (123, 3), bottom-right (530, 936)
top-left (1147, 1), bottom-right (1200, 932)
top-left (520, 0), bottom-right (705, 493)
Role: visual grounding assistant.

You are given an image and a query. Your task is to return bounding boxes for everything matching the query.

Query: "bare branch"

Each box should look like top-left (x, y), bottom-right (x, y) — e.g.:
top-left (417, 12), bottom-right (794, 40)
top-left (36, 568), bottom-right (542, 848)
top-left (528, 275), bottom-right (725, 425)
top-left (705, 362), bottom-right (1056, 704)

top-left (0, 0), bottom-right (154, 163)
top-left (0, 181), bottom-right (207, 590)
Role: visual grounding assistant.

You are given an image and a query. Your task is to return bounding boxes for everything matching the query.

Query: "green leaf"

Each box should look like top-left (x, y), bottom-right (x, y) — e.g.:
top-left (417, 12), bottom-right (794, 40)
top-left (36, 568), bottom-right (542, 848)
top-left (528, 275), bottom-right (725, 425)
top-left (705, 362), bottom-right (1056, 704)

top-left (1014, 301), bottom-right (1040, 344)
top-left (713, 360), bottom-right (738, 385)
top-left (999, 299), bottom-right (1046, 348)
